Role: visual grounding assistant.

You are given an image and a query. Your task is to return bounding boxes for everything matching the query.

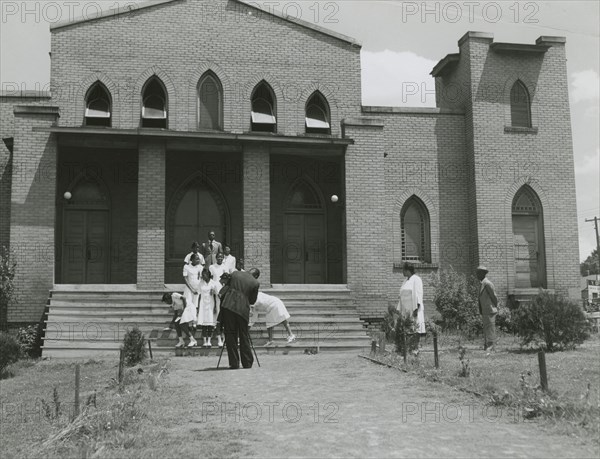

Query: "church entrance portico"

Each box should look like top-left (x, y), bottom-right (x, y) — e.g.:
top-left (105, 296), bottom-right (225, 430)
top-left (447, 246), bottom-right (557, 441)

top-left (270, 153), bottom-right (345, 285)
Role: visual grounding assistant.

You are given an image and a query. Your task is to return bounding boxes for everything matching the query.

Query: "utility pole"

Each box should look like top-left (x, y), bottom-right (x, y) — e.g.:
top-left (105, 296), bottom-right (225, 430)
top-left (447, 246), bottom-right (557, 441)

top-left (585, 217), bottom-right (600, 280)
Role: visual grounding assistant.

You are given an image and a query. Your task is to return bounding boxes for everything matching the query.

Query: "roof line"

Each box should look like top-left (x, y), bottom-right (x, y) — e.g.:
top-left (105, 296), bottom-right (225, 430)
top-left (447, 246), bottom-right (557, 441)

top-left (233, 0), bottom-right (361, 47)
top-left (51, 0), bottom-right (181, 30)
top-left (49, 0), bottom-right (361, 47)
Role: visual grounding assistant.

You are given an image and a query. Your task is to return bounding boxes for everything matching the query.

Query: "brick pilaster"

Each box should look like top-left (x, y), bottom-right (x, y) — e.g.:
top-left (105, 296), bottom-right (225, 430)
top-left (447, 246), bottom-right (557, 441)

top-left (137, 139), bottom-right (166, 289)
top-left (9, 106), bottom-right (59, 323)
top-left (242, 144), bottom-right (271, 286)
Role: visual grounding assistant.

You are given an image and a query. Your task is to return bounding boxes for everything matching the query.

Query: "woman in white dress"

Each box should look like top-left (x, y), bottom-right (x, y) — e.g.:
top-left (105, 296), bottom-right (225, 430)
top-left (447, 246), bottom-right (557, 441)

top-left (397, 262), bottom-right (426, 353)
top-left (249, 270), bottom-right (296, 346)
top-left (197, 268), bottom-right (223, 347)
top-left (181, 253), bottom-right (202, 347)
top-left (209, 253), bottom-right (227, 283)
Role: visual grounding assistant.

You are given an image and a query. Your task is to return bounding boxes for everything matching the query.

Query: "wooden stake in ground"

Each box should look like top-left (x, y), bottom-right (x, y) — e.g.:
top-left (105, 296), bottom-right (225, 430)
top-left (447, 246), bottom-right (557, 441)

top-left (378, 331), bottom-right (386, 355)
top-left (433, 332), bottom-right (439, 369)
top-left (118, 349), bottom-right (124, 384)
top-left (73, 364), bottom-right (80, 419)
top-left (402, 333), bottom-right (407, 364)
top-left (148, 340), bottom-right (153, 360)
top-left (538, 348), bottom-right (549, 391)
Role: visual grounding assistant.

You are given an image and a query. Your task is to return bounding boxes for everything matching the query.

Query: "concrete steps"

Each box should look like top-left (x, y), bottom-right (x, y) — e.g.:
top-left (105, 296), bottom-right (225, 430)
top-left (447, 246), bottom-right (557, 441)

top-left (43, 286), bottom-right (371, 358)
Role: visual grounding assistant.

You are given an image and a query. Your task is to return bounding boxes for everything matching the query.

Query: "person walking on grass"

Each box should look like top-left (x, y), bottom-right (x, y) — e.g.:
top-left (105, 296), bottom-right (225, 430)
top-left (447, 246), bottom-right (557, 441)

top-left (476, 265), bottom-right (498, 355)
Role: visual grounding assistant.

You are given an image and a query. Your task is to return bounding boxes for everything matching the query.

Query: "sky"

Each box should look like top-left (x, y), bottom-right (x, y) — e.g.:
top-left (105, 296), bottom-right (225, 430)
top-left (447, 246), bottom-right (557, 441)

top-left (1, 0), bottom-right (599, 261)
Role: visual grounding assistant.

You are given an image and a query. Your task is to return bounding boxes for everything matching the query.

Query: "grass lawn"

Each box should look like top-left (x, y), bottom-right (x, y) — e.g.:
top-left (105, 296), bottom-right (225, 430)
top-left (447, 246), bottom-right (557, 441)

top-left (373, 332), bottom-right (600, 444)
top-left (1, 340), bottom-right (598, 458)
top-left (0, 358), bottom-right (249, 458)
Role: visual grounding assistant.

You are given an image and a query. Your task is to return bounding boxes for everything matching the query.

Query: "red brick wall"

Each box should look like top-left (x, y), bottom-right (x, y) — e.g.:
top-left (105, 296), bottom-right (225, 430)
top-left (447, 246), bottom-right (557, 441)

top-left (137, 140), bottom-right (165, 289)
top-left (452, 36), bottom-right (579, 298)
top-left (343, 120), bottom-right (389, 316)
top-left (50, 0), bottom-right (362, 135)
top-left (1, 95), bottom-right (52, 252)
top-left (243, 145), bottom-right (271, 285)
top-left (8, 108), bottom-right (58, 322)
top-left (345, 110), bottom-right (469, 318)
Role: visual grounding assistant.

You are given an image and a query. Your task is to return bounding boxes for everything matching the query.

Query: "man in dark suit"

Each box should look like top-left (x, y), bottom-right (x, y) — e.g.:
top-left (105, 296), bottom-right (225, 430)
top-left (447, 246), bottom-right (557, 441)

top-left (476, 265), bottom-right (499, 354)
top-left (202, 231), bottom-right (223, 267)
top-left (220, 268), bottom-right (260, 369)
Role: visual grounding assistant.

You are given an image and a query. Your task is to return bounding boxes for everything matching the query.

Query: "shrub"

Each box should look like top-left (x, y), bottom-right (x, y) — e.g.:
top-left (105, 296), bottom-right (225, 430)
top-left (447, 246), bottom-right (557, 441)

top-left (0, 247), bottom-right (17, 330)
top-left (496, 306), bottom-right (516, 334)
top-left (457, 345), bottom-right (470, 377)
top-left (0, 332), bottom-right (21, 375)
top-left (122, 327), bottom-right (146, 367)
top-left (394, 313), bottom-right (419, 355)
top-left (513, 291), bottom-right (590, 351)
top-left (381, 304), bottom-right (400, 342)
top-left (430, 267), bottom-right (482, 338)
top-left (17, 325), bottom-right (40, 358)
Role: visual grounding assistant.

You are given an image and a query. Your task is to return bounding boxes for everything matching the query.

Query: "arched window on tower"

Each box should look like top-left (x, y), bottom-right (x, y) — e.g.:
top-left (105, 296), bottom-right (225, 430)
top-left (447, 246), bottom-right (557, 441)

top-left (85, 82), bottom-right (111, 127)
top-left (510, 80), bottom-right (531, 128)
top-left (401, 196), bottom-right (431, 263)
top-left (141, 77), bottom-right (168, 128)
top-left (305, 91), bottom-right (331, 135)
top-left (251, 81), bottom-right (276, 133)
top-left (198, 72), bottom-right (223, 130)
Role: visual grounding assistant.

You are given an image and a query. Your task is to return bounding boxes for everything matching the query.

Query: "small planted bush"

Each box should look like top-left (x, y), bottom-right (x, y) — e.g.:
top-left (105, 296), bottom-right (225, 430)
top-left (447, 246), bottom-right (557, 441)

top-left (0, 247), bottom-right (17, 330)
top-left (0, 332), bottom-right (21, 376)
top-left (381, 304), bottom-right (400, 342)
top-left (430, 267), bottom-right (482, 338)
top-left (122, 327), bottom-right (146, 367)
top-left (17, 325), bottom-right (40, 358)
top-left (513, 291), bottom-right (590, 351)
top-left (394, 313), bottom-right (419, 355)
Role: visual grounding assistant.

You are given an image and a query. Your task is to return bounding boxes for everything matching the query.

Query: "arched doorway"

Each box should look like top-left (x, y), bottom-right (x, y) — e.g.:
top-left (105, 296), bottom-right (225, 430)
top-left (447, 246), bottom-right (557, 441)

top-left (512, 185), bottom-right (546, 288)
top-left (283, 179), bottom-right (326, 284)
top-left (166, 174), bottom-right (229, 282)
top-left (61, 176), bottom-right (110, 283)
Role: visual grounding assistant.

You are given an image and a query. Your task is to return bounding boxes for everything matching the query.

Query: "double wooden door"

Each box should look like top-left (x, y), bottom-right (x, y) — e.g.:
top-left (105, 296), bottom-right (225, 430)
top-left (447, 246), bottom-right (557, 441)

top-left (283, 213), bottom-right (326, 284)
top-left (62, 209), bottom-right (109, 283)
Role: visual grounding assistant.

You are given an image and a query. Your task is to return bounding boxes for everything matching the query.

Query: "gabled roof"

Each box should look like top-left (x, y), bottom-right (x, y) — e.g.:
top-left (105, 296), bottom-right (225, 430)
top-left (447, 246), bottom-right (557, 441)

top-left (236, 0), bottom-right (360, 46)
top-left (50, 0), bottom-right (361, 46)
top-left (51, 0), bottom-right (180, 30)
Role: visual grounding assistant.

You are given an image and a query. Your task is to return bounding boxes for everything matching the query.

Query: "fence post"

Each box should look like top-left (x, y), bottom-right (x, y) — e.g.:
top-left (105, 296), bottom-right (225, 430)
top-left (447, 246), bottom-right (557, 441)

top-left (118, 349), bottom-right (125, 384)
top-left (73, 364), bottom-right (80, 419)
top-left (433, 331), bottom-right (439, 369)
top-left (538, 348), bottom-right (548, 391)
top-left (378, 331), bottom-right (386, 354)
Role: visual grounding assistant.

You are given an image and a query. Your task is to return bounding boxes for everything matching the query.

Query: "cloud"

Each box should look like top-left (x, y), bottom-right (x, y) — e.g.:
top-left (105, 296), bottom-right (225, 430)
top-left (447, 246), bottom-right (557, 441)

top-left (574, 149), bottom-right (600, 177)
top-left (362, 50), bottom-right (437, 107)
top-left (570, 70), bottom-right (600, 104)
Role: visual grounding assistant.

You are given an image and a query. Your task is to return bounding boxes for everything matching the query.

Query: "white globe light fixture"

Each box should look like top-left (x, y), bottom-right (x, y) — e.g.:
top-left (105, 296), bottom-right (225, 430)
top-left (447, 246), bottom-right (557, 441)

top-left (64, 191), bottom-right (72, 200)
top-left (331, 195), bottom-right (339, 203)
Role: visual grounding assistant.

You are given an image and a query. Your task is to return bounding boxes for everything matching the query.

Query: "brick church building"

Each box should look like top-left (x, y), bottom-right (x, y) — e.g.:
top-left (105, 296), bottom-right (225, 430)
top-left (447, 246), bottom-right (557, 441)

top-left (0, 0), bottom-right (580, 352)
